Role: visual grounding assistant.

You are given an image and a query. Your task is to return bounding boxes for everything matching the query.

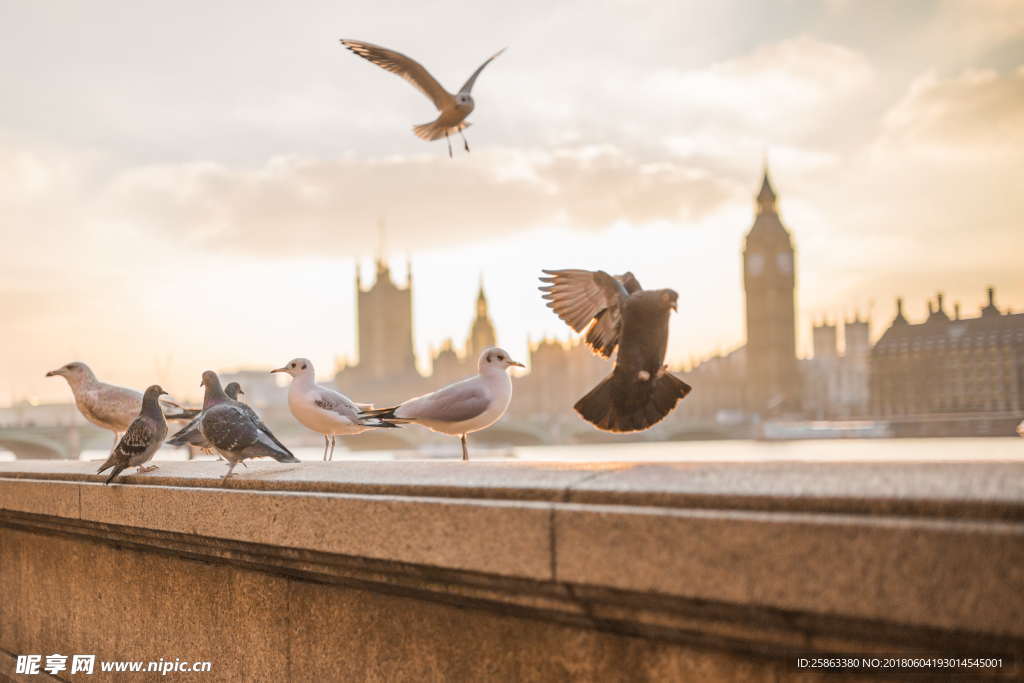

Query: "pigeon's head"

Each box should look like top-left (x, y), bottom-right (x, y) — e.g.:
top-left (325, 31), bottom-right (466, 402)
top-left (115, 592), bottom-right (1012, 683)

top-left (271, 358), bottom-right (314, 378)
top-left (224, 382), bottom-right (245, 401)
top-left (199, 370), bottom-right (220, 389)
top-left (479, 346), bottom-right (525, 374)
top-left (658, 289), bottom-right (679, 313)
top-left (455, 93), bottom-right (474, 110)
top-left (143, 385), bottom-right (170, 400)
top-left (45, 361), bottom-right (94, 383)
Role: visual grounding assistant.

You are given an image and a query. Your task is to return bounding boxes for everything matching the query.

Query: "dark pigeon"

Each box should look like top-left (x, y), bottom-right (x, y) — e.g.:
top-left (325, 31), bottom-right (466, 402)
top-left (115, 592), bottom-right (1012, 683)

top-left (539, 268), bottom-right (692, 433)
top-left (96, 385), bottom-right (169, 485)
top-left (167, 381), bottom-right (244, 452)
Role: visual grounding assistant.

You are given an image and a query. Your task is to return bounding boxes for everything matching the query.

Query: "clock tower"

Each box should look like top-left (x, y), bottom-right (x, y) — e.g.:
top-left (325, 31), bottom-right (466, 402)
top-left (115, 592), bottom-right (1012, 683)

top-left (742, 166), bottom-right (800, 415)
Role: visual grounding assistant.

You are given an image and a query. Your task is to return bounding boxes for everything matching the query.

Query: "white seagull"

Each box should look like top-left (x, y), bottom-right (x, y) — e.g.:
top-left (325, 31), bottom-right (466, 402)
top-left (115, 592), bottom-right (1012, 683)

top-left (271, 357), bottom-right (394, 461)
top-left (361, 346), bottom-right (524, 460)
top-left (340, 39), bottom-right (505, 157)
top-left (46, 361), bottom-right (197, 450)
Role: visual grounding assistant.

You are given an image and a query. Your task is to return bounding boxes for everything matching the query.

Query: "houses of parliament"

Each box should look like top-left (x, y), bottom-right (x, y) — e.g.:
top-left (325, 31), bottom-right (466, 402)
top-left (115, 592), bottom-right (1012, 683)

top-left (326, 166), bottom-right (1023, 438)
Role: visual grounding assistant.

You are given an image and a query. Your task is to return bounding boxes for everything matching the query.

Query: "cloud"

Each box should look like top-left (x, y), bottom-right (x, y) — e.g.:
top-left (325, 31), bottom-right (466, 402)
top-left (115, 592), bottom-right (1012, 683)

top-left (101, 146), bottom-right (735, 256)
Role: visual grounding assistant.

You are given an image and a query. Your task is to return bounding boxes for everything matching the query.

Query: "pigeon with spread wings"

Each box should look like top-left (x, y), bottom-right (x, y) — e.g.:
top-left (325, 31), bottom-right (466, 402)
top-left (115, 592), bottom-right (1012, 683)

top-left (539, 269), bottom-right (692, 433)
top-left (340, 39), bottom-right (505, 157)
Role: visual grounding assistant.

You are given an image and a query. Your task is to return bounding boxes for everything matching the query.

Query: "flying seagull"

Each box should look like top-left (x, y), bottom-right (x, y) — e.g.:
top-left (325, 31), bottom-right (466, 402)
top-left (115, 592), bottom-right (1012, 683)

top-left (272, 357), bottom-right (396, 461)
top-left (167, 381), bottom-right (245, 457)
top-left (340, 39), bottom-right (505, 158)
top-left (46, 361), bottom-right (198, 450)
top-left (361, 346), bottom-right (523, 460)
top-left (193, 371), bottom-right (299, 481)
top-left (96, 385), bottom-right (169, 485)
top-left (539, 269), bottom-right (692, 432)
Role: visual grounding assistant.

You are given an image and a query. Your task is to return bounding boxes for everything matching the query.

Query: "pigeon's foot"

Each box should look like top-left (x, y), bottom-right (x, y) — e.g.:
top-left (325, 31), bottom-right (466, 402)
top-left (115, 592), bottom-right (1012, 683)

top-left (136, 465), bottom-right (159, 474)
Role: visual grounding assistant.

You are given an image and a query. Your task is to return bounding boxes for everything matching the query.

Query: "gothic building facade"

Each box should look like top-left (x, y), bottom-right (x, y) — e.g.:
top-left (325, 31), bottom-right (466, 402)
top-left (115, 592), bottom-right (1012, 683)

top-left (742, 169), bottom-right (802, 415)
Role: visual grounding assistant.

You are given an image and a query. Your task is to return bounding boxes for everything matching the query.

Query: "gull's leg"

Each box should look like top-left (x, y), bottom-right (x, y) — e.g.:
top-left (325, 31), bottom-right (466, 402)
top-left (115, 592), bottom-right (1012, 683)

top-left (446, 131), bottom-right (452, 158)
top-left (460, 434), bottom-right (469, 461)
top-left (460, 130), bottom-right (470, 153)
top-left (322, 434), bottom-right (329, 461)
top-left (329, 435), bottom-right (336, 461)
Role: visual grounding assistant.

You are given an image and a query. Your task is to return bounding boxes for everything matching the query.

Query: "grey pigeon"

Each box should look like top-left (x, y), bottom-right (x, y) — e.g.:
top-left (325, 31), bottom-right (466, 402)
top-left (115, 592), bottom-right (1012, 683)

top-left (166, 381), bottom-right (244, 453)
top-left (194, 371), bottom-right (299, 481)
top-left (96, 385), bottom-right (169, 485)
top-left (340, 39), bottom-right (505, 158)
top-left (539, 269), bottom-right (692, 433)
top-left (46, 361), bottom-right (199, 450)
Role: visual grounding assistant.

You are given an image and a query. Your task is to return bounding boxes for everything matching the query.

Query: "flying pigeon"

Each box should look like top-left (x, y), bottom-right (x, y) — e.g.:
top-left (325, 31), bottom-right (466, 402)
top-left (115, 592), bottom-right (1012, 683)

top-left (539, 269), bottom-right (692, 432)
top-left (46, 361), bottom-right (198, 450)
top-left (272, 357), bottom-right (396, 461)
top-left (96, 385), bottom-right (169, 485)
top-left (361, 347), bottom-right (523, 460)
top-left (193, 371), bottom-right (299, 481)
top-left (340, 39), bottom-right (505, 157)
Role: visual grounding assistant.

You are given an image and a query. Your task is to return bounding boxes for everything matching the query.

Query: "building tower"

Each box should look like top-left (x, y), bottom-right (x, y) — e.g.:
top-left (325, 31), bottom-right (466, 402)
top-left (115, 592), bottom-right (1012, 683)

top-left (742, 166), bottom-right (801, 415)
top-left (355, 258), bottom-right (418, 380)
top-left (465, 278), bottom-right (497, 360)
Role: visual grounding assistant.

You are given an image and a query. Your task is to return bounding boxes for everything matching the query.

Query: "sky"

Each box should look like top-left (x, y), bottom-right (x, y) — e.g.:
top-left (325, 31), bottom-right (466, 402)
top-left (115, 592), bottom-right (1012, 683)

top-left (2, 0), bottom-right (1022, 405)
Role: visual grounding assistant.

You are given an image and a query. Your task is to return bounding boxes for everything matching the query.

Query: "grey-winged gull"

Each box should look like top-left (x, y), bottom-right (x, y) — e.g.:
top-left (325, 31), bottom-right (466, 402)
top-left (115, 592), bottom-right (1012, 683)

top-left (340, 39), bottom-right (505, 158)
top-left (271, 357), bottom-right (396, 461)
top-left (361, 346), bottom-right (523, 460)
top-left (539, 269), bottom-right (692, 432)
top-left (96, 385), bottom-right (169, 485)
top-left (46, 361), bottom-right (198, 450)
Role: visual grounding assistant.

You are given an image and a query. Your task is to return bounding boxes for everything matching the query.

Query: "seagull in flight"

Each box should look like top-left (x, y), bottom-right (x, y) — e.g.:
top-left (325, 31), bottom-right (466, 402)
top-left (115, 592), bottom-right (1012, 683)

top-left (340, 39), bottom-right (505, 158)
top-left (271, 357), bottom-right (395, 461)
top-left (539, 269), bottom-right (693, 433)
top-left (361, 347), bottom-right (523, 460)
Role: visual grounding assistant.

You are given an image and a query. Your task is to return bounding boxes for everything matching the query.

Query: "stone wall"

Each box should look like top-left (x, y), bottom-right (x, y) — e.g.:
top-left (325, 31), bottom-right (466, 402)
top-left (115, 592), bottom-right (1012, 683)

top-left (1, 460), bottom-right (1022, 681)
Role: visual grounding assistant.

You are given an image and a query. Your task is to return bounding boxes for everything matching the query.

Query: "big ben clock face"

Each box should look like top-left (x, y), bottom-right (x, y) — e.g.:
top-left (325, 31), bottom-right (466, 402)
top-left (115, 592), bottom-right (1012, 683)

top-left (747, 252), bottom-right (764, 275)
top-left (776, 252), bottom-right (792, 273)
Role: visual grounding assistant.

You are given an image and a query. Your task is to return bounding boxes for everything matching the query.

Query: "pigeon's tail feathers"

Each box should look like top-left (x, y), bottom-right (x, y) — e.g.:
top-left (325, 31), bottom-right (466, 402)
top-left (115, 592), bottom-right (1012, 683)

top-left (169, 408), bottom-right (201, 421)
top-left (575, 370), bottom-right (692, 433)
top-left (252, 431), bottom-right (301, 463)
top-left (166, 420), bottom-right (205, 448)
top-left (413, 119), bottom-right (470, 141)
top-left (359, 406), bottom-right (412, 425)
top-left (104, 465), bottom-right (126, 485)
top-left (96, 452), bottom-right (118, 475)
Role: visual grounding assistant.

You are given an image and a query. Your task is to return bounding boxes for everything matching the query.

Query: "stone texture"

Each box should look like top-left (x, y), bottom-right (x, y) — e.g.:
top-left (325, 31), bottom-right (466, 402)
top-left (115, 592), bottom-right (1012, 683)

top-left (77, 483), bottom-right (554, 580)
top-left (0, 478), bottom-right (79, 518)
top-left (554, 504), bottom-right (1024, 638)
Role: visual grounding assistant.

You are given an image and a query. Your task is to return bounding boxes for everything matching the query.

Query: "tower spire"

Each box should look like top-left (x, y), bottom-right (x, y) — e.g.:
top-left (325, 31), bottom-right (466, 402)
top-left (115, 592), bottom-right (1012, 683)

top-left (756, 161), bottom-right (777, 214)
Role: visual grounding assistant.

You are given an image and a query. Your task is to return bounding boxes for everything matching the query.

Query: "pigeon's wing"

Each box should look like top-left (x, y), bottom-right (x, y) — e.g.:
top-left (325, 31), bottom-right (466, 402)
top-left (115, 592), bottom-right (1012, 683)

top-left (399, 380), bottom-right (490, 423)
top-left (167, 413), bottom-right (209, 448)
top-left (618, 271), bottom-right (643, 294)
top-left (538, 269), bottom-right (631, 358)
top-left (458, 47), bottom-right (506, 94)
top-left (341, 40), bottom-right (455, 111)
top-left (238, 403), bottom-right (295, 458)
top-left (98, 416), bottom-right (156, 474)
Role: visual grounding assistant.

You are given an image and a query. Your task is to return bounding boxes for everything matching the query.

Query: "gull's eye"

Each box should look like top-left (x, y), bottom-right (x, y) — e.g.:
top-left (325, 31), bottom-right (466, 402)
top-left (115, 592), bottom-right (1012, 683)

top-left (497, 355), bottom-right (505, 361)
top-left (301, 363), bottom-right (307, 370)
top-left (290, 363), bottom-right (295, 368)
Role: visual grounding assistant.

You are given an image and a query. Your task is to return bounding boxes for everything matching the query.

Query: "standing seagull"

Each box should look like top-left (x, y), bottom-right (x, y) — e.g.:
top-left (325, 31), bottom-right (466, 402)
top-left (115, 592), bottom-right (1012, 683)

top-left (193, 371), bottom-right (300, 481)
top-left (96, 385), bottom-right (169, 485)
top-left (271, 358), bottom-right (395, 461)
top-left (46, 362), bottom-right (197, 450)
top-left (539, 269), bottom-right (692, 432)
top-left (361, 347), bottom-right (523, 460)
top-left (340, 39), bottom-right (505, 157)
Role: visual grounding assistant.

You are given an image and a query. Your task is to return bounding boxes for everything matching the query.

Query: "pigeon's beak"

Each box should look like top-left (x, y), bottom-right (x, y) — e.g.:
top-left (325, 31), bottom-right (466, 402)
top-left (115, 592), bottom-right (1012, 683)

top-left (270, 367), bottom-right (287, 374)
top-left (671, 301), bottom-right (678, 312)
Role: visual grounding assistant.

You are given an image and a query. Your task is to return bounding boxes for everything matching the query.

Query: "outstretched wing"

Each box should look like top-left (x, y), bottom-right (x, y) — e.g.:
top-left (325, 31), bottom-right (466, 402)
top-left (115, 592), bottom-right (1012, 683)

top-left (538, 269), bottom-right (638, 358)
top-left (341, 39), bottom-right (455, 111)
top-left (458, 47), bottom-right (506, 94)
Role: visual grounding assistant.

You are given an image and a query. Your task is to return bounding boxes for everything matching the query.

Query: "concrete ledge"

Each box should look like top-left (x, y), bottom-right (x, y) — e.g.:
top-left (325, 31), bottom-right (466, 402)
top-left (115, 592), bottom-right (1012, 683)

top-left (2, 459), bottom-right (1023, 680)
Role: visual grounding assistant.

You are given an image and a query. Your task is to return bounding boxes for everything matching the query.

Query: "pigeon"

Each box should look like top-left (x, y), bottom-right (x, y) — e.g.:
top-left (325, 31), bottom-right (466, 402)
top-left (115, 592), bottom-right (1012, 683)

top-left (271, 357), bottom-right (396, 461)
top-left (192, 371), bottom-right (299, 481)
top-left (361, 347), bottom-right (523, 460)
top-left (96, 385), bottom-right (169, 485)
top-left (340, 39), bottom-right (505, 158)
top-left (166, 381), bottom-right (245, 456)
top-left (46, 361), bottom-right (198, 450)
top-left (539, 269), bottom-right (692, 433)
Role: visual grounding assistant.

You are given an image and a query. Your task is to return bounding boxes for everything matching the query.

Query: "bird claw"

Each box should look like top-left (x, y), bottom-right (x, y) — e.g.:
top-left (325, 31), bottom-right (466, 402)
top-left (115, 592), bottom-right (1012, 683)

top-left (136, 465), bottom-right (159, 474)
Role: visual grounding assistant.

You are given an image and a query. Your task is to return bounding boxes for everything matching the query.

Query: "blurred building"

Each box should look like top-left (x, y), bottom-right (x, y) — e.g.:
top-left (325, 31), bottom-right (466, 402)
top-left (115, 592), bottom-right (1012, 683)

top-left (870, 288), bottom-right (1024, 427)
top-left (802, 316), bottom-right (871, 418)
top-left (509, 338), bottom-right (608, 423)
top-left (742, 168), bottom-right (802, 415)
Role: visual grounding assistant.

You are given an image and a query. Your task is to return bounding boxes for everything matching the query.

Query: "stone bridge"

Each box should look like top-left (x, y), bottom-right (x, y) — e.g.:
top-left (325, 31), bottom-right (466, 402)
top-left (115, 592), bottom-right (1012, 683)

top-left (0, 424), bottom-right (112, 460)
